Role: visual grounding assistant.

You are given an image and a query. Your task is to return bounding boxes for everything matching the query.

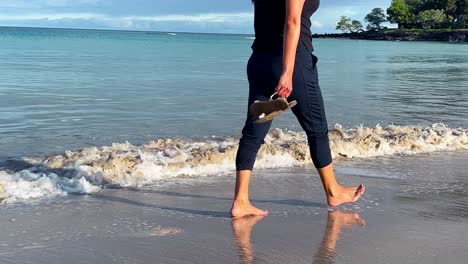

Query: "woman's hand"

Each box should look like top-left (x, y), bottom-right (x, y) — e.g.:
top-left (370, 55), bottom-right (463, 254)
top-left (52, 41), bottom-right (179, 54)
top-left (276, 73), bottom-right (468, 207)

top-left (276, 73), bottom-right (293, 98)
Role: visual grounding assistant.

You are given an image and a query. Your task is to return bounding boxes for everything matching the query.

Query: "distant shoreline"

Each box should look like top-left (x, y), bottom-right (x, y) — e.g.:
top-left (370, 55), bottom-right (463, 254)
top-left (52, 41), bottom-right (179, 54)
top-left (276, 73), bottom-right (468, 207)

top-left (0, 25), bottom-right (252, 37)
top-left (313, 29), bottom-right (468, 43)
top-left (2, 26), bottom-right (467, 42)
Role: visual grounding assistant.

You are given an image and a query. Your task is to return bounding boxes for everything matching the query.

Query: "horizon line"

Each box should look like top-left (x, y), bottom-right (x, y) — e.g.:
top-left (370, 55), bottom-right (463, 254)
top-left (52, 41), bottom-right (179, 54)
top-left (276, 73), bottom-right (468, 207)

top-left (0, 25), bottom-right (341, 36)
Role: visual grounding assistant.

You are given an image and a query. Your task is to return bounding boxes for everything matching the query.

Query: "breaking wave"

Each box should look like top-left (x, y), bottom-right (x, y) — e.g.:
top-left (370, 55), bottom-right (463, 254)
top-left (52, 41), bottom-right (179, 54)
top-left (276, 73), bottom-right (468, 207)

top-left (1, 123), bottom-right (466, 204)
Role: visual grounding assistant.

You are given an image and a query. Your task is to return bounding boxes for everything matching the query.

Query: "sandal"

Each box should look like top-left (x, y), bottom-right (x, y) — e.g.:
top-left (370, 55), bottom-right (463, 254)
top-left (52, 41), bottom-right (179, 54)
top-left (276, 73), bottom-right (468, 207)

top-left (249, 93), bottom-right (297, 124)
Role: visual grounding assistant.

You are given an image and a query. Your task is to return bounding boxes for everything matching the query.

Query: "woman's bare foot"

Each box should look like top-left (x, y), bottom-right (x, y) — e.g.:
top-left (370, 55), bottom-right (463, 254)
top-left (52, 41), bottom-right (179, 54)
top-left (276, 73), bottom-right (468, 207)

top-left (326, 184), bottom-right (365, 207)
top-left (230, 200), bottom-right (268, 218)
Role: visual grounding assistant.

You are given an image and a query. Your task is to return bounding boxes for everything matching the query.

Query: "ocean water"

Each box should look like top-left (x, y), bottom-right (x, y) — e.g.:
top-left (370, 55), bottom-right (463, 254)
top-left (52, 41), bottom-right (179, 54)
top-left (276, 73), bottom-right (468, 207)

top-left (0, 27), bottom-right (467, 204)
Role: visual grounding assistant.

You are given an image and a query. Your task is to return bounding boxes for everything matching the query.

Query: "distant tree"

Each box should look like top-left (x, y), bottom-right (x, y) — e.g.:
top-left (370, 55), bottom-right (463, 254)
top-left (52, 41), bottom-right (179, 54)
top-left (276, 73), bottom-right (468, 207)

top-left (405, 0), bottom-right (423, 27)
top-left (418, 9), bottom-right (447, 29)
top-left (385, 0), bottom-right (468, 29)
top-left (449, 0), bottom-right (468, 28)
top-left (365, 8), bottom-right (387, 31)
top-left (420, 0), bottom-right (448, 11)
top-left (336, 16), bottom-right (364, 33)
top-left (387, 0), bottom-right (413, 28)
top-left (351, 20), bottom-right (364, 33)
top-left (405, 0), bottom-right (423, 13)
top-left (440, 0), bottom-right (456, 26)
top-left (460, 0), bottom-right (468, 28)
top-left (336, 16), bottom-right (352, 33)
top-left (446, 0), bottom-right (457, 12)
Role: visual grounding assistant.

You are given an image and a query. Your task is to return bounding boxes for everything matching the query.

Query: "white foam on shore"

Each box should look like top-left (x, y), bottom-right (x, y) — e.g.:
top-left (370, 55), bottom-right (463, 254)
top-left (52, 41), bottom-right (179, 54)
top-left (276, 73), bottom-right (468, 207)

top-left (0, 170), bottom-right (100, 204)
top-left (330, 123), bottom-right (467, 158)
top-left (0, 123), bottom-right (466, 204)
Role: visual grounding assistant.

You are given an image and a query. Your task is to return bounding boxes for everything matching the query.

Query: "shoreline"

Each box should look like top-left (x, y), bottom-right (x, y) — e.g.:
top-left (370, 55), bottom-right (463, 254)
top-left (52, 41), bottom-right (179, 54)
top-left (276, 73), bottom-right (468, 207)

top-left (1, 124), bottom-right (466, 204)
top-left (4, 26), bottom-right (466, 42)
top-left (1, 151), bottom-right (467, 263)
top-left (313, 29), bottom-right (468, 43)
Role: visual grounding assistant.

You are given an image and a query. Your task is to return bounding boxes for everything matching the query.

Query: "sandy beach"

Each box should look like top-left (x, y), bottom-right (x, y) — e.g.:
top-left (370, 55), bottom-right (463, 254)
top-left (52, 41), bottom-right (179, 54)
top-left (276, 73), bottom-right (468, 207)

top-left (1, 150), bottom-right (467, 264)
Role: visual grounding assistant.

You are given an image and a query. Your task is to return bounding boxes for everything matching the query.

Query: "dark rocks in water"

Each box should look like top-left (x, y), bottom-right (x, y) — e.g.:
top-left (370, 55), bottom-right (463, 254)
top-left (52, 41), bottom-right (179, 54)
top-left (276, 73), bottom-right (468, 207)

top-left (448, 33), bottom-right (466, 42)
top-left (313, 30), bottom-right (468, 43)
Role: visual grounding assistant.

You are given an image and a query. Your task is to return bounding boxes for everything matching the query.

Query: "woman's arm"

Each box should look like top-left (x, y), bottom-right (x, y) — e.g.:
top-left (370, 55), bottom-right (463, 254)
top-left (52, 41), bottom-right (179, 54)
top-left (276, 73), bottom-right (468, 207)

top-left (276, 0), bottom-right (305, 98)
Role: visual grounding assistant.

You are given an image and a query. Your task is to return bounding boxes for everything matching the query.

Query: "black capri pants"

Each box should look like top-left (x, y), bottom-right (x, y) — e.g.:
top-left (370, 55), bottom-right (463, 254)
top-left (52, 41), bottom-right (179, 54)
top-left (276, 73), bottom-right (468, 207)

top-left (235, 43), bottom-right (333, 170)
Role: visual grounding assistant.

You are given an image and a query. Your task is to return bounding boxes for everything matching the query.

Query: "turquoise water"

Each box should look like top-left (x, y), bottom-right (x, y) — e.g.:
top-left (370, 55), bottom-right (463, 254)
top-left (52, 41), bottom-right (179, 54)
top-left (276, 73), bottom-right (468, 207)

top-left (1, 28), bottom-right (467, 263)
top-left (0, 27), bottom-right (467, 159)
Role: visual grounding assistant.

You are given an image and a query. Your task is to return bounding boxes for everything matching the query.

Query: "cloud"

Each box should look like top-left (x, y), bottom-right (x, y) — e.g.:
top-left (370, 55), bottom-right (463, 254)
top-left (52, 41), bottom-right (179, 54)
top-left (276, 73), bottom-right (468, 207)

top-left (0, 1), bottom-right (391, 33)
top-left (0, 12), bottom-right (254, 33)
top-left (0, 13), bottom-right (106, 21)
top-left (0, 0), bottom-right (100, 8)
top-left (122, 13), bottom-right (253, 24)
top-left (311, 21), bottom-right (323, 29)
top-left (0, 12), bottom-right (253, 25)
top-left (43, 0), bottom-right (101, 7)
top-left (0, 12), bottom-right (359, 34)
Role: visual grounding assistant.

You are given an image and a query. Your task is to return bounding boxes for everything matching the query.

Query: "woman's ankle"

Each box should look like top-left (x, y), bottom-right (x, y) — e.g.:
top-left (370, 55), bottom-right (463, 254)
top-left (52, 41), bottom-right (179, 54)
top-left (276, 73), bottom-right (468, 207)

top-left (325, 183), bottom-right (341, 197)
top-left (233, 197), bottom-right (250, 204)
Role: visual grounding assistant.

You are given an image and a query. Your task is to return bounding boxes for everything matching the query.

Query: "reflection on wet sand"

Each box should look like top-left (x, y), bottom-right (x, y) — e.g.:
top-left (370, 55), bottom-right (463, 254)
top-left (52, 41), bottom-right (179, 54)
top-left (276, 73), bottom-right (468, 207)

top-left (231, 210), bottom-right (365, 264)
top-left (312, 210), bottom-right (365, 264)
top-left (231, 215), bottom-right (265, 264)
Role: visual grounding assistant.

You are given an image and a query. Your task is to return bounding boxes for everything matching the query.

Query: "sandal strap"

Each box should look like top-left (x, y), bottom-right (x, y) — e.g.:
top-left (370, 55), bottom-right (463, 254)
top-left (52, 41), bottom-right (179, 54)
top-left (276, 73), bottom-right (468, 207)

top-left (270, 92), bottom-right (278, 101)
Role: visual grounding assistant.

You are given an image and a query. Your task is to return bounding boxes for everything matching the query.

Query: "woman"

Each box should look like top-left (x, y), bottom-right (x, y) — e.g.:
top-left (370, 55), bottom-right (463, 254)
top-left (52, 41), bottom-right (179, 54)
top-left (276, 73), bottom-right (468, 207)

top-left (231, 0), bottom-right (365, 218)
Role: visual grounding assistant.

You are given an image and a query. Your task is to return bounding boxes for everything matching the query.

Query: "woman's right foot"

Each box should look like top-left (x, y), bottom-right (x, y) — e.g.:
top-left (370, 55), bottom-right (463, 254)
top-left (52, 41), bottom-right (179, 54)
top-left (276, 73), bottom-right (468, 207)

top-left (326, 184), bottom-right (365, 207)
top-left (230, 200), bottom-right (268, 218)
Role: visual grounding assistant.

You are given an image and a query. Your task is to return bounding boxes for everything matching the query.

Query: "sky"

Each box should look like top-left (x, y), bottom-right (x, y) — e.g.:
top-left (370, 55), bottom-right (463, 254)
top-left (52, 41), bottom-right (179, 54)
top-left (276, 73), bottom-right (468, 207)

top-left (0, 0), bottom-right (393, 34)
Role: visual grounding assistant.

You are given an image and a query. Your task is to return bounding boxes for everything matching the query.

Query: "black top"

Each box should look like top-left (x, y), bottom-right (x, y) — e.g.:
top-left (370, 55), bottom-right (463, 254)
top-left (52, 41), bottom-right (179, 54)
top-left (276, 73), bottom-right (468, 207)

top-left (252, 0), bottom-right (320, 52)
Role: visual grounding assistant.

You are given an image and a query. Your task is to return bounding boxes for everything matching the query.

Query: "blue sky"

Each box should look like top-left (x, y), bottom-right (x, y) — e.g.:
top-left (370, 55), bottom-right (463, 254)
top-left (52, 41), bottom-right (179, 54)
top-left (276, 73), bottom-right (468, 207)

top-left (0, 0), bottom-right (393, 33)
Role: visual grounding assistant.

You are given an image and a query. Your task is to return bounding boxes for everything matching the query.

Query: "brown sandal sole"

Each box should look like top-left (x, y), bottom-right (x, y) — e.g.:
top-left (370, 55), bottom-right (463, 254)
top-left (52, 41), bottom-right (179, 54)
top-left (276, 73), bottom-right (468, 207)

top-left (254, 101), bottom-right (297, 124)
top-left (249, 98), bottom-right (289, 117)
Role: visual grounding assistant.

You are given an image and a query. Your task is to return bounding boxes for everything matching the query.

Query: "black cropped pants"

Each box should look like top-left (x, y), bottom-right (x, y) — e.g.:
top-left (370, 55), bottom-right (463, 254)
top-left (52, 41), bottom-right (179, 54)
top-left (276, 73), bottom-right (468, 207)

top-left (236, 43), bottom-right (332, 170)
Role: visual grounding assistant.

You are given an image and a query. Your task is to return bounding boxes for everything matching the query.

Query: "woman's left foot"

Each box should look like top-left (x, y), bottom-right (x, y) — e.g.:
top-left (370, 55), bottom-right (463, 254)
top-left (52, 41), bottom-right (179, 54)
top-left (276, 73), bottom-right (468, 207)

top-left (230, 200), bottom-right (269, 218)
top-left (326, 184), bottom-right (365, 207)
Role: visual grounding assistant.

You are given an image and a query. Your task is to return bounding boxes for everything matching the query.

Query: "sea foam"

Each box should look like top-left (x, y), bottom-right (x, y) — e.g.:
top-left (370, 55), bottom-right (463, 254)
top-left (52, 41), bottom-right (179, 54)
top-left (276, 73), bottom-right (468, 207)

top-left (0, 123), bottom-right (466, 204)
top-left (0, 170), bottom-right (99, 204)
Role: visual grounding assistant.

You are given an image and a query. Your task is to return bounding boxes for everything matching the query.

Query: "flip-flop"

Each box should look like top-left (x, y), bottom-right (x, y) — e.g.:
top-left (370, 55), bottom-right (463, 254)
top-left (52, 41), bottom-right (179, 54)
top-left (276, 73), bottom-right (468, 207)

top-left (254, 101), bottom-right (297, 124)
top-left (249, 93), bottom-right (297, 124)
top-left (249, 93), bottom-right (289, 117)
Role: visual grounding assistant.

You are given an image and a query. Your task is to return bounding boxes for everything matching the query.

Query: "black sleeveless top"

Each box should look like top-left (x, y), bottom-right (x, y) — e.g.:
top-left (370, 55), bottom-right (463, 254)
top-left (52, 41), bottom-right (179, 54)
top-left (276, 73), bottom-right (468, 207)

top-left (252, 0), bottom-right (320, 52)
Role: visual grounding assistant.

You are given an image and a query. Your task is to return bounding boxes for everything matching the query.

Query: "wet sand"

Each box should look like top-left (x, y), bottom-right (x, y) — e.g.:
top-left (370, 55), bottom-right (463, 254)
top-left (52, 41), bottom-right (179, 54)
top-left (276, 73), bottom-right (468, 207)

top-left (1, 150), bottom-right (467, 264)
